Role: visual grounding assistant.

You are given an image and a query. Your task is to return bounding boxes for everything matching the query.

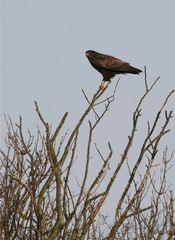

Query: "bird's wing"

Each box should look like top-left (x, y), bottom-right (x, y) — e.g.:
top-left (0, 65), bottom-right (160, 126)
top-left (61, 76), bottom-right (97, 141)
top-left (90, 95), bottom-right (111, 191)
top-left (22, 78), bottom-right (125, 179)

top-left (93, 55), bottom-right (130, 71)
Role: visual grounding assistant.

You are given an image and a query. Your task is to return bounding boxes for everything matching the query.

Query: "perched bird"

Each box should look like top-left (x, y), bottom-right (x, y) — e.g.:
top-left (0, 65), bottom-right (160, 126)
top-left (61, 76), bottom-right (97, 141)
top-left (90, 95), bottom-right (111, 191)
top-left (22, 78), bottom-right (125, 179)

top-left (85, 50), bottom-right (142, 90)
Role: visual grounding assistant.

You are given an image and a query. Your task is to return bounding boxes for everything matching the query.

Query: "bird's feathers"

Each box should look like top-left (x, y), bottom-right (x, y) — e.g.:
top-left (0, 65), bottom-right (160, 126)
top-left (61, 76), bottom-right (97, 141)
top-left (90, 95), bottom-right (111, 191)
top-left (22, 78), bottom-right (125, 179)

top-left (85, 50), bottom-right (142, 81)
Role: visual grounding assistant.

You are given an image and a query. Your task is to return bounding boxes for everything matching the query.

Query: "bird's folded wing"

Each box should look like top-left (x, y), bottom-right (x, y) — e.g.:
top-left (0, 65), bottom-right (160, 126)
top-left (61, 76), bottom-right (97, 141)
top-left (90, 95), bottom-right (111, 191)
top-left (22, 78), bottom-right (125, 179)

top-left (94, 57), bottom-right (130, 71)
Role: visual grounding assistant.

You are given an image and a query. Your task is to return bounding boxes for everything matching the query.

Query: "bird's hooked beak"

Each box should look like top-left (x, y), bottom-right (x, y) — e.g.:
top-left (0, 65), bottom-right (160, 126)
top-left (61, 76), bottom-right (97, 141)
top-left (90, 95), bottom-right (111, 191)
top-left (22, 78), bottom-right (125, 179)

top-left (85, 51), bottom-right (90, 57)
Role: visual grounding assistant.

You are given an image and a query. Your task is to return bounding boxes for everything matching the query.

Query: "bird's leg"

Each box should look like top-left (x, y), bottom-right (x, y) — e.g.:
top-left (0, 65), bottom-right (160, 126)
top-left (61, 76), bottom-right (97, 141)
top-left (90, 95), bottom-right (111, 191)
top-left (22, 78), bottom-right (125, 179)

top-left (99, 81), bottom-right (105, 90)
top-left (99, 80), bottom-right (111, 90)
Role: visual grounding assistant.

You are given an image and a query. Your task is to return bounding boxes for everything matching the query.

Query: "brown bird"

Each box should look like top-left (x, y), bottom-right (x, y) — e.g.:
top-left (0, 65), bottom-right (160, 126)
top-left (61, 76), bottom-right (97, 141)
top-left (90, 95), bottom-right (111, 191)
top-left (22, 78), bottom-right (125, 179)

top-left (85, 50), bottom-right (142, 90)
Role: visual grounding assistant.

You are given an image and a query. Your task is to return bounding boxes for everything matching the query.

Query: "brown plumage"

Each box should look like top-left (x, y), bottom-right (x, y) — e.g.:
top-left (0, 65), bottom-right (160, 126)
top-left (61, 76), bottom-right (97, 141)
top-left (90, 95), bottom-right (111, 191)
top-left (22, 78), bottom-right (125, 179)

top-left (85, 50), bottom-right (142, 89)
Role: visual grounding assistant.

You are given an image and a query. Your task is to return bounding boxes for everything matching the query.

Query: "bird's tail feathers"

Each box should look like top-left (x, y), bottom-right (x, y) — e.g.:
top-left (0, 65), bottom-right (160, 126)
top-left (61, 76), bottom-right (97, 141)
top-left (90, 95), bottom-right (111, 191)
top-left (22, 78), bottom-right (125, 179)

top-left (125, 66), bottom-right (142, 74)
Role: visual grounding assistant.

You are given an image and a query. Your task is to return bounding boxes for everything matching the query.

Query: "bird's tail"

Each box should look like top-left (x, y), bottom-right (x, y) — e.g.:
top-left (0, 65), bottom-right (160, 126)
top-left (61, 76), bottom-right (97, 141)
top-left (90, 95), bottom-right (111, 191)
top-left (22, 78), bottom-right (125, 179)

top-left (125, 66), bottom-right (142, 74)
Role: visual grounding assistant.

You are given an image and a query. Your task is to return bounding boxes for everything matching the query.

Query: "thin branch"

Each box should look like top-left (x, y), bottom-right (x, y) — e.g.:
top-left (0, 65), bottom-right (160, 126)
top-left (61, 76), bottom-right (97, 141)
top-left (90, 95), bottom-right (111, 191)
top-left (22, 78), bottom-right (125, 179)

top-left (144, 66), bottom-right (148, 92)
top-left (51, 112), bottom-right (69, 143)
top-left (82, 89), bottom-right (99, 119)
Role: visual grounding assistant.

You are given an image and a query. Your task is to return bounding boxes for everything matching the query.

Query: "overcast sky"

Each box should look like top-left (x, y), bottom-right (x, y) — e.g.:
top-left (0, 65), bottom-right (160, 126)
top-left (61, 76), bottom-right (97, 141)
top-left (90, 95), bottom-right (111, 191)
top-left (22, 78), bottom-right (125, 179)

top-left (1, 0), bottom-right (175, 220)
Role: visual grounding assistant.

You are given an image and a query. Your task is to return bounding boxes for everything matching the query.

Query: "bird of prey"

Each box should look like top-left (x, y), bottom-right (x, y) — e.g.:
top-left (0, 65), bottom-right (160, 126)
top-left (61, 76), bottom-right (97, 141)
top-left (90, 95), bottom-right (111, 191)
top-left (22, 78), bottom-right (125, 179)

top-left (85, 50), bottom-right (142, 90)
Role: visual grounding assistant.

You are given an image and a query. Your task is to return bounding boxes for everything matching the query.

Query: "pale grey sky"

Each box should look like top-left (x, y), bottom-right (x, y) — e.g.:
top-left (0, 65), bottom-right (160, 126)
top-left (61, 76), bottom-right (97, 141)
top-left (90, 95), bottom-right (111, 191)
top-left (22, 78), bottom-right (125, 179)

top-left (1, 0), bottom-right (175, 220)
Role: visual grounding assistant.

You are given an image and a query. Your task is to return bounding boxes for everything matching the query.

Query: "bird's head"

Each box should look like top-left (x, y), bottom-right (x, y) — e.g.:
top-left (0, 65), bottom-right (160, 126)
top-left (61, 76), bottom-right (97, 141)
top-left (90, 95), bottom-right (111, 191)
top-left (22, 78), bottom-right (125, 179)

top-left (85, 50), bottom-right (97, 58)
